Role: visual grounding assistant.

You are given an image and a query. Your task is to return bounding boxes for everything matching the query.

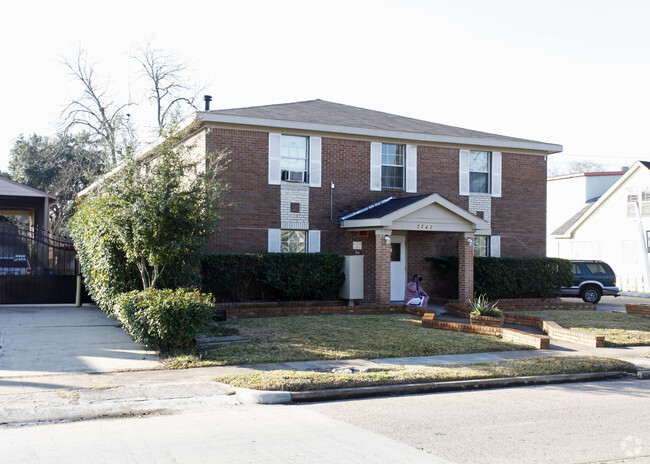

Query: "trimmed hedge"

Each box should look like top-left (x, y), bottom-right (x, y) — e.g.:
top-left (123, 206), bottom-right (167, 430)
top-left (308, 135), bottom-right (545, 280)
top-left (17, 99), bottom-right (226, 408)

top-left (200, 252), bottom-right (346, 301)
top-left (69, 196), bottom-right (141, 313)
top-left (114, 288), bottom-right (214, 351)
top-left (426, 256), bottom-right (574, 300)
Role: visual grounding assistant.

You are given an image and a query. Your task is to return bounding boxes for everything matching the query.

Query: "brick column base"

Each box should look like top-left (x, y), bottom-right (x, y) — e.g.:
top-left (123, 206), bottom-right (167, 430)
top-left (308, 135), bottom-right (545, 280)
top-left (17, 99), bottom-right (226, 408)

top-left (458, 232), bottom-right (474, 306)
top-left (375, 230), bottom-right (391, 305)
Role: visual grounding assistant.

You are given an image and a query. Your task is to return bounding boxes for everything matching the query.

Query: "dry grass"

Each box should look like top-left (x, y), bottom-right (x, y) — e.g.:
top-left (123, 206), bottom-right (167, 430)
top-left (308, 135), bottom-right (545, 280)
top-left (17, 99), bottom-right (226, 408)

top-left (513, 311), bottom-right (650, 346)
top-left (214, 356), bottom-right (637, 391)
top-left (162, 314), bottom-right (534, 368)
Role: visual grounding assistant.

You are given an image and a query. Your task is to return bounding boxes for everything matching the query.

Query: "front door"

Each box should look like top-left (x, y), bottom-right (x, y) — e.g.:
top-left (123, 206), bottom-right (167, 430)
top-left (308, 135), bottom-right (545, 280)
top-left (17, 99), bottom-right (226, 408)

top-left (390, 235), bottom-right (406, 301)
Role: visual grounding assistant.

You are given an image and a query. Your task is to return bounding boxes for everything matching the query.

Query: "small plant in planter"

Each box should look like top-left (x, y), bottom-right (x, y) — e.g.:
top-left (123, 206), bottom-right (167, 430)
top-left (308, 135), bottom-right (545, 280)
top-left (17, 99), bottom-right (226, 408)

top-left (469, 294), bottom-right (504, 327)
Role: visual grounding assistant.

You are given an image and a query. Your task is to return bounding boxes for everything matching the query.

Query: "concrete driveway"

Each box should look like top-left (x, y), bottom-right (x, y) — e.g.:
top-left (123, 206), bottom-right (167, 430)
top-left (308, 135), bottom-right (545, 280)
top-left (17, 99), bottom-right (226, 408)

top-left (0, 305), bottom-right (159, 378)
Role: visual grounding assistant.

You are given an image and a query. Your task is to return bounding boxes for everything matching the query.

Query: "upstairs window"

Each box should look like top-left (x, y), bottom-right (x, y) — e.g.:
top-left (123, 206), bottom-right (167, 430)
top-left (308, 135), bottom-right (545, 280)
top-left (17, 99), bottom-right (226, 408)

top-left (381, 143), bottom-right (405, 189)
top-left (281, 135), bottom-right (308, 183)
top-left (470, 151), bottom-right (491, 193)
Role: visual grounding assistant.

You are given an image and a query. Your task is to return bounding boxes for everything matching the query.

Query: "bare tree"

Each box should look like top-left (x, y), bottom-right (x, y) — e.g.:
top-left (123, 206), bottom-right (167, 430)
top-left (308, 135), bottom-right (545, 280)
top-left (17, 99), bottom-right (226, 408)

top-left (134, 42), bottom-right (201, 136)
top-left (60, 48), bottom-right (135, 166)
top-left (548, 159), bottom-right (604, 177)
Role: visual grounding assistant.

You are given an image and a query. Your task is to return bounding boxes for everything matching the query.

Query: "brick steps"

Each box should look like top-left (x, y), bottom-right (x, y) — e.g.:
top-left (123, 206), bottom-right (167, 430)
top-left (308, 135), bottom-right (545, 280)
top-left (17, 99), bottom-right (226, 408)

top-left (625, 304), bottom-right (650, 318)
top-left (422, 313), bottom-right (550, 349)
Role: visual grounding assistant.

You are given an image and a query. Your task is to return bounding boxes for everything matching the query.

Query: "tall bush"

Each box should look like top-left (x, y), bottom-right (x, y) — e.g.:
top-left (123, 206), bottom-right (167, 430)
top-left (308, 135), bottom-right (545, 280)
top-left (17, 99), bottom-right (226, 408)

top-left (70, 128), bottom-right (230, 313)
top-left (69, 196), bottom-right (141, 313)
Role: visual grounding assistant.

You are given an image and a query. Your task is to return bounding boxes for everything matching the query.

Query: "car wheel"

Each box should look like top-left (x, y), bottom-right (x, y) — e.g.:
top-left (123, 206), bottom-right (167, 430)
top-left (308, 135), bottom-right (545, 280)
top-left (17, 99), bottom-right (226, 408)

top-left (581, 286), bottom-right (601, 304)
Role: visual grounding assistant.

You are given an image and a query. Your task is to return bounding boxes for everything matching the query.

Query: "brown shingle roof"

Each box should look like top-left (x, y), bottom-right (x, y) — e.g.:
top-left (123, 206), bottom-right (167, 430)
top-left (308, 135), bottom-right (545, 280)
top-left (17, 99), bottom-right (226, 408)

top-left (207, 99), bottom-right (551, 146)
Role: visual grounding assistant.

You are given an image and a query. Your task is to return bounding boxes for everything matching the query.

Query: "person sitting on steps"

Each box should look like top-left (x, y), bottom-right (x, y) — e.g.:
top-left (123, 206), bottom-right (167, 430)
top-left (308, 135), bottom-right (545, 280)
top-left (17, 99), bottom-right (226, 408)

top-left (405, 274), bottom-right (429, 307)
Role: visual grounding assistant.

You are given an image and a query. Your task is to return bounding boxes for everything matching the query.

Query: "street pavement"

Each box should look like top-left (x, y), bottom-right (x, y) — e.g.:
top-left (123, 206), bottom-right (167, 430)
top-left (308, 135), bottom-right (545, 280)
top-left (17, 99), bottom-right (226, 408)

top-left (0, 300), bottom-right (649, 426)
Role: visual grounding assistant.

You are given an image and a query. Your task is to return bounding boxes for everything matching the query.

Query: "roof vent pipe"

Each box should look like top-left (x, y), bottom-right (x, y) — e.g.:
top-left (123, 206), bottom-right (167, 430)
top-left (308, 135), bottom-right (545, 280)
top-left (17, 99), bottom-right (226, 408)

top-left (203, 95), bottom-right (212, 111)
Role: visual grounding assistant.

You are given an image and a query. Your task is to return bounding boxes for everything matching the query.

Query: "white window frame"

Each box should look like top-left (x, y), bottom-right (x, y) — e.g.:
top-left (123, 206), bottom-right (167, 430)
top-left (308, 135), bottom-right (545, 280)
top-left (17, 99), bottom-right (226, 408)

top-left (268, 133), bottom-right (321, 187)
top-left (459, 150), bottom-right (501, 197)
top-left (370, 142), bottom-right (417, 192)
top-left (268, 229), bottom-right (321, 253)
top-left (473, 235), bottom-right (501, 257)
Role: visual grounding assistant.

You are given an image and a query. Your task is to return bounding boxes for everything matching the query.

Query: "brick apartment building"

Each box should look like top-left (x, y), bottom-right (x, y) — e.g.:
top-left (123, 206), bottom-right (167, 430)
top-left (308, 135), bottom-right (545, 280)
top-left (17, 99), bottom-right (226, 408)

top-left (176, 99), bottom-right (562, 305)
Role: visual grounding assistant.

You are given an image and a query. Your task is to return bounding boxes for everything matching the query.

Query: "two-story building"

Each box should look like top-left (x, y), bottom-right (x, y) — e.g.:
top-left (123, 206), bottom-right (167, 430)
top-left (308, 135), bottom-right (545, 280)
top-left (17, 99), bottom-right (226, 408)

top-left (176, 99), bottom-right (562, 305)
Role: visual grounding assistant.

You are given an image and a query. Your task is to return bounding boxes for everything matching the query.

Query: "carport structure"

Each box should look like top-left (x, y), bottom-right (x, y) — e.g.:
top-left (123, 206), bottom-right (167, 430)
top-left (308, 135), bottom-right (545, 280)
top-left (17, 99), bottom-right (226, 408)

top-left (0, 176), bottom-right (56, 233)
top-left (0, 176), bottom-right (82, 304)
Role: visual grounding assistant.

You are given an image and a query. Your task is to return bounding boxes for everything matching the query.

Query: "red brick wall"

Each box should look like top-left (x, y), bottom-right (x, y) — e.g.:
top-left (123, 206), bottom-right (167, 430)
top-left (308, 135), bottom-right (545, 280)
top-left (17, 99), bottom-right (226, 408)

top-left (493, 152), bottom-right (547, 257)
top-left (199, 126), bottom-right (548, 305)
top-left (204, 127), bottom-right (280, 252)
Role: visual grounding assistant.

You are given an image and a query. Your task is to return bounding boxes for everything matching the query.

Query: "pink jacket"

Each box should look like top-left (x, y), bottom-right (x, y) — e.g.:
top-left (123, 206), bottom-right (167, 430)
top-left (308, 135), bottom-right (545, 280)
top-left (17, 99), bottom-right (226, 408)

top-left (404, 281), bottom-right (428, 303)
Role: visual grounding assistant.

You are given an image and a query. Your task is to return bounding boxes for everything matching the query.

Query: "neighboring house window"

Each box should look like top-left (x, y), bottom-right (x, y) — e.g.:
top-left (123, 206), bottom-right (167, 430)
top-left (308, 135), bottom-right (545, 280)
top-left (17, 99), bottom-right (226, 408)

top-left (474, 236), bottom-right (489, 257)
top-left (627, 190), bottom-right (650, 218)
top-left (470, 151), bottom-right (490, 193)
top-left (281, 230), bottom-right (306, 253)
top-left (281, 135), bottom-right (308, 183)
top-left (381, 143), bottom-right (405, 189)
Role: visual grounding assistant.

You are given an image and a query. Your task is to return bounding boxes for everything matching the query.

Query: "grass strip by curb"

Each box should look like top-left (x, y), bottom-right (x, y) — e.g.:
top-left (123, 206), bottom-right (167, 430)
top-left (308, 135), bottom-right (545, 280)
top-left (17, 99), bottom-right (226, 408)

top-left (214, 356), bottom-right (637, 392)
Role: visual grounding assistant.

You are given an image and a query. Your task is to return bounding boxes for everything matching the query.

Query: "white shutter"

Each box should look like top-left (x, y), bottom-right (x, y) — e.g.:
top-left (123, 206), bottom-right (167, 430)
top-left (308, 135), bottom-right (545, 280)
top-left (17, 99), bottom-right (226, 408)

top-left (490, 236), bottom-right (501, 257)
top-left (370, 142), bottom-right (382, 191)
top-left (308, 230), bottom-right (321, 253)
top-left (459, 149), bottom-right (470, 195)
top-left (491, 151), bottom-right (502, 197)
top-left (309, 136), bottom-right (322, 188)
top-left (405, 144), bottom-right (417, 193)
top-left (268, 133), bottom-right (281, 185)
top-left (268, 228), bottom-right (281, 252)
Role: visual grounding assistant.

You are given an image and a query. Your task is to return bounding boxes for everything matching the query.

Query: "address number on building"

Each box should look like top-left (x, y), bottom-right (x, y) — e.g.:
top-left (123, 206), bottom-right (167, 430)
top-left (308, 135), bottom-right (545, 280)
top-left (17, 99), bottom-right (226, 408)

top-left (415, 224), bottom-right (436, 230)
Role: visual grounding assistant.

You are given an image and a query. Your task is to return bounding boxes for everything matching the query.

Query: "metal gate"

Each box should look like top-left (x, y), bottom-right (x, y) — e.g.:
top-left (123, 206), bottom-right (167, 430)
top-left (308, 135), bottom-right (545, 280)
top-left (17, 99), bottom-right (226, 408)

top-left (0, 218), bottom-right (89, 304)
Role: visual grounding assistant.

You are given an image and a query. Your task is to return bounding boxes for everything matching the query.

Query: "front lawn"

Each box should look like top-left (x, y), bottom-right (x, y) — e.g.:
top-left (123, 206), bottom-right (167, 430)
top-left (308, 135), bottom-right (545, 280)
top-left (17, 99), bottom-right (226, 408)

top-left (162, 314), bottom-right (534, 368)
top-left (513, 310), bottom-right (650, 346)
top-left (214, 356), bottom-right (637, 391)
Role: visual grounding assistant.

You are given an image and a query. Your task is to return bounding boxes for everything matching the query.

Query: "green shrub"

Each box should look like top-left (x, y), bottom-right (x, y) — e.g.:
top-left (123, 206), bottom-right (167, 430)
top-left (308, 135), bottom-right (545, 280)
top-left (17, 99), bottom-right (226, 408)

top-left (426, 255), bottom-right (573, 300)
top-left (113, 288), bottom-right (214, 351)
top-left (69, 196), bottom-right (141, 313)
top-left (262, 253), bottom-right (345, 300)
top-left (200, 253), bottom-right (268, 300)
top-left (200, 252), bottom-right (346, 301)
top-left (474, 257), bottom-right (573, 299)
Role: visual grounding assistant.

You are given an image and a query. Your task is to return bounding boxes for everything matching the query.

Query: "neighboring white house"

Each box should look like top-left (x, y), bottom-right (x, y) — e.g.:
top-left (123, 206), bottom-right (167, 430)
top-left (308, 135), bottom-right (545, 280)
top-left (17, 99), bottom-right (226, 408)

top-left (547, 161), bottom-right (650, 292)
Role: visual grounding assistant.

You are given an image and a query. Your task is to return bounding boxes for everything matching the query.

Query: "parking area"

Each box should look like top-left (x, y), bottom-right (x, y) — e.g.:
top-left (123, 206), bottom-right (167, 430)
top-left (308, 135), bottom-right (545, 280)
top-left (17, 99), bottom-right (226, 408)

top-left (0, 305), bottom-right (159, 378)
top-left (593, 294), bottom-right (649, 312)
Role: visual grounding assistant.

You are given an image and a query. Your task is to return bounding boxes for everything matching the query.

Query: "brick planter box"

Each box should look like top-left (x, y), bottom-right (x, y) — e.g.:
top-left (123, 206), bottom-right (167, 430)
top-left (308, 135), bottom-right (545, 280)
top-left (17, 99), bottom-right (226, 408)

top-left (625, 304), bottom-right (650, 318)
top-left (470, 314), bottom-right (505, 327)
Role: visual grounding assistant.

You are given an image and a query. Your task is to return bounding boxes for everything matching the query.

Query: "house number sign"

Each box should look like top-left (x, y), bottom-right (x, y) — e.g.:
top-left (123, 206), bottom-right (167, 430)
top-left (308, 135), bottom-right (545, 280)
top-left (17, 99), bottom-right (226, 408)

top-left (415, 224), bottom-right (436, 230)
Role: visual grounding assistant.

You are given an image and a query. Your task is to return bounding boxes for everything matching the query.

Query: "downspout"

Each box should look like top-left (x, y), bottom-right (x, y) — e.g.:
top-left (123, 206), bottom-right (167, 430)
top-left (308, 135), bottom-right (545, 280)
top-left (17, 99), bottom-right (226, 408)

top-left (633, 198), bottom-right (650, 291)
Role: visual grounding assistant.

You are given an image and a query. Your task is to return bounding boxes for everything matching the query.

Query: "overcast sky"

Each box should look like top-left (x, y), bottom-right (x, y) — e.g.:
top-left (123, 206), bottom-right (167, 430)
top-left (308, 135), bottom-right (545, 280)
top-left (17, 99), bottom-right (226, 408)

top-left (1, 0), bottom-right (648, 172)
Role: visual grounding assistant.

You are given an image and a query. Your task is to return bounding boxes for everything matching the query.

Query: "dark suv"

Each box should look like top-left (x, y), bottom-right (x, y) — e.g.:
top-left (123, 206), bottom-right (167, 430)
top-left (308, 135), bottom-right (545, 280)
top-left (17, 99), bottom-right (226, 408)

top-left (560, 260), bottom-right (620, 304)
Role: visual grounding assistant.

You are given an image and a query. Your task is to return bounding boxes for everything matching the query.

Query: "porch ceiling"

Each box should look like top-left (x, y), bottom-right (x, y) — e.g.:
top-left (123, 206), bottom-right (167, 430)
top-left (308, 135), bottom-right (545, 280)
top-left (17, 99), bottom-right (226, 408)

top-left (340, 193), bottom-right (489, 232)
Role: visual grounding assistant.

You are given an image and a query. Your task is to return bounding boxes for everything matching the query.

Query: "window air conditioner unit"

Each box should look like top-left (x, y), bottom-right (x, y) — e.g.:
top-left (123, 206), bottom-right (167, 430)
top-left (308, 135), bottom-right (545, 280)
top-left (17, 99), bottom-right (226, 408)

top-left (282, 170), bottom-right (306, 182)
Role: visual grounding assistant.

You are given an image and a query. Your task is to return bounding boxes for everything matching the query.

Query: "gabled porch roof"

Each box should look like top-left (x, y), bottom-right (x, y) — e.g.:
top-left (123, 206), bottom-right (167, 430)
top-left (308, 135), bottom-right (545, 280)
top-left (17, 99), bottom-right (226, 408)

top-left (340, 193), bottom-right (489, 233)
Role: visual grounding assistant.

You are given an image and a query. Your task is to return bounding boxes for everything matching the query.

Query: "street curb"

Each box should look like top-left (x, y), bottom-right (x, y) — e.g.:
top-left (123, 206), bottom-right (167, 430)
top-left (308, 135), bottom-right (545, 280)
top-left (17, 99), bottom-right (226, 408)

top-left (236, 371), bottom-right (629, 404)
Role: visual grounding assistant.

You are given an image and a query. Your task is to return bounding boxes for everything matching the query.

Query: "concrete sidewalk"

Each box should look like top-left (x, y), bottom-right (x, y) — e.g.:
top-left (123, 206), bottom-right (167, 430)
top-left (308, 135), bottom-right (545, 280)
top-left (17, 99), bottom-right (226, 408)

top-left (1, 303), bottom-right (649, 424)
top-left (1, 340), bottom-right (648, 424)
